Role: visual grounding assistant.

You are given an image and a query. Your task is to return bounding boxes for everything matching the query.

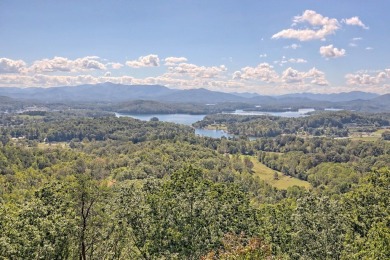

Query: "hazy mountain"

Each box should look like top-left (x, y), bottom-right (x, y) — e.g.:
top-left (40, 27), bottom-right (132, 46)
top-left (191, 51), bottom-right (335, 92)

top-left (371, 93), bottom-right (390, 104)
top-left (0, 83), bottom-right (175, 102)
top-left (0, 84), bottom-right (387, 112)
top-left (278, 91), bottom-right (379, 102)
top-left (158, 88), bottom-right (247, 103)
top-left (230, 92), bottom-right (260, 98)
top-left (0, 96), bottom-right (14, 102)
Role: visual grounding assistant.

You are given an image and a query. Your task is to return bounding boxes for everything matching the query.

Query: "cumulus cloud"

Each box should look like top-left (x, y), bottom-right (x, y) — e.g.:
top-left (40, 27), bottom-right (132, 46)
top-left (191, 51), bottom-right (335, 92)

top-left (280, 67), bottom-right (328, 85)
top-left (282, 67), bottom-right (303, 83)
top-left (233, 63), bottom-right (279, 82)
top-left (167, 63), bottom-right (227, 79)
top-left (164, 56), bottom-right (188, 66)
top-left (30, 56), bottom-right (106, 73)
top-left (259, 53), bottom-right (267, 58)
top-left (345, 69), bottom-right (390, 86)
top-left (275, 57), bottom-right (307, 66)
top-left (126, 54), bottom-right (160, 68)
top-left (232, 71), bottom-right (243, 80)
top-left (0, 73), bottom-right (136, 88)
top-left (342, 17), bottom-right (369, 29)
top-left (0, 61), bottom-right (333, 95)
top-left (233, 63), bottom-right (328, 88)
top-left (272, 10), bottom-right (340, 41)
top-left (319, 44), bottom-right (346, 58)
top-left (107, 62), bottom-right (124, 69)
top-left (304, 67), bottom-right (329, 86)
top-left (0, 58), bottom-right (27, 73)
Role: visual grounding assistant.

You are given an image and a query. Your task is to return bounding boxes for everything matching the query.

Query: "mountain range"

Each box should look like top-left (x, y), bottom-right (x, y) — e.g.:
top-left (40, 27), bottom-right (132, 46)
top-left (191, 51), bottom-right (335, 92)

top-left (0, 83), bottom-right (388, 112)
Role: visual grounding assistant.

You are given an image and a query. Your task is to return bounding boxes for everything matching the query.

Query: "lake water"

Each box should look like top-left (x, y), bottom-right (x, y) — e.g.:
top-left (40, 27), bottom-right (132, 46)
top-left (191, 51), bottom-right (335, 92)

top-left (115, 112), bottom-right (234, 138)
top-left (115, 109), bottom-right (313, 138)
top-left (228, 108), bottom-right (315, 117)
top-left (194, 128), bottom-right (234, 138)
top-left (115, 113), bottom-right (205, 126)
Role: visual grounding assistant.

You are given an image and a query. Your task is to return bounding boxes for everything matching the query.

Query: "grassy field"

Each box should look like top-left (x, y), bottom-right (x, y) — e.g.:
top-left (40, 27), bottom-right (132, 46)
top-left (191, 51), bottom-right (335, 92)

top-left (16, 115), bottom-right (45, 120)
top-left (249, 157), bottom-right (312, 190)
top-left (349, 128), bottom-right (389, 142)
top-left (37, 142), bottom-right (69, 149)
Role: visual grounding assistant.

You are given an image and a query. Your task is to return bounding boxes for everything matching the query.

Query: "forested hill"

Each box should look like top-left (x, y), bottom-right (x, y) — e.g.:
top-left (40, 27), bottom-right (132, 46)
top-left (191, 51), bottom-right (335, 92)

top-left (0, 110), bottom-right (389, 258)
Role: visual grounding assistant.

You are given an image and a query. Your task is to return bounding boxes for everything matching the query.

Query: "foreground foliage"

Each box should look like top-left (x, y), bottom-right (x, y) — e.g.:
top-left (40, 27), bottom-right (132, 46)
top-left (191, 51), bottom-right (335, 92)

top-left (1, 112), bottom-right (389, 259)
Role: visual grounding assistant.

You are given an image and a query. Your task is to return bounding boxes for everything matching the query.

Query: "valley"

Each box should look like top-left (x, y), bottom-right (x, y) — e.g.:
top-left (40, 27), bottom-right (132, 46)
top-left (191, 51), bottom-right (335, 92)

top-left (1, 97), bottom-right (389, 258)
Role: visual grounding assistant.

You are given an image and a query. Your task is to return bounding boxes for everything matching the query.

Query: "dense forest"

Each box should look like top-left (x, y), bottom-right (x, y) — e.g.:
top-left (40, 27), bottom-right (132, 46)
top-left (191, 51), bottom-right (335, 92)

top-left (1, 109), bottom-right (389, 259)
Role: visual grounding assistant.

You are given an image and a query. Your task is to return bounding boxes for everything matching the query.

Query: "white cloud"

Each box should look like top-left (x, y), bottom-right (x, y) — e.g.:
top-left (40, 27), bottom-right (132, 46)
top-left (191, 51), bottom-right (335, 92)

top-left (167, 63), bottom-right (227, 79)
top-left (280, 67), bottom-right (328, 86)
top-left (291, 58), bottom-right (307, 63)
top-left (74, 56), bottom-right (106, 70)
top-left (233, 63), bottom-right (279, 82)
top-left (30, 56), bottom-right (107, 73)
top-left (366, 47), bottom-right (373, 51)
top-left (274, 57), bottom-right (307, 66)
top-left (7, 54), bottom-right (390, 95)
top-left (164, 56), bottom-right (188, 66)
top-left (343, 17), bottom-right (369, 29)
top-left (126, 54), bottom-right (160, 68)
top-left (31, 57), bottom-right (72, 72)
top-left (233, 63), bottom-right (328, 89)
top-left (107, 62), bottom-right (124, 69)
top-left (0, 58), bottom-right (27, 73)
top-left (272, 10), bottom-right (340, 41)
top-left (304, 67), bottom-right (329, 86)
top-left (319, 44), bottom-right (346, 58)
top-left (259, 53), bottom-right (267, 58)
top-left (0, 73), bottom-right (136, 87)
top-left (282, 67), bottom-right (303, 83)
top-left (284, 43), bottom-right (301, 49)
top-left (0, 63), bottom-right (332, 95)
top-left (345, 69), bottom-right (390, 86)
top-left (232, 71), bottom-right (242, 80)
top-left (349, 43), bottom-right (358, 47)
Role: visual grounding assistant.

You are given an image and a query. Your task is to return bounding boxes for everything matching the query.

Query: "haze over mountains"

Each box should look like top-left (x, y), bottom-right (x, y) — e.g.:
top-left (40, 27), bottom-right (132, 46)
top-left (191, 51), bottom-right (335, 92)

top-left (0, 83), bottom-right (389, 112)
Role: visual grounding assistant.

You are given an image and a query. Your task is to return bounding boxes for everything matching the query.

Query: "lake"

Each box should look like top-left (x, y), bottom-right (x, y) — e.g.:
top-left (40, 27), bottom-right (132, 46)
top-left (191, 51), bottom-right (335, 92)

top-left (228, 108), bottom-right (315, 117)
top-left (115, 113), bottom-right (232, 138)
top-left (115, 109), bottom-right (314, 138)
top-left (115, 113), bottom-right (206, 126)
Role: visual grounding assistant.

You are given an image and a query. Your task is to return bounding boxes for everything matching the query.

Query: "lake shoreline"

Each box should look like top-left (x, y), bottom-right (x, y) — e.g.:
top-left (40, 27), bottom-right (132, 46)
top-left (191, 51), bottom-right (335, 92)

top-left (115, 109), bottom-right (316, 139)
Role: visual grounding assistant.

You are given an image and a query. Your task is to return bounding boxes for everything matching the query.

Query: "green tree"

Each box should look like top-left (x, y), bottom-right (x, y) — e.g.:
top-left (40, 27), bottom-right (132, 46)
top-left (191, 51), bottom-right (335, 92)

top-left (341, 168), bottom-right (390, 259)
top-left (0, 182), bottom-right (76, 259)
top-left (118, 166), bottom-right (256, 259)
top-left (291, 195), bottom-right (346, 259)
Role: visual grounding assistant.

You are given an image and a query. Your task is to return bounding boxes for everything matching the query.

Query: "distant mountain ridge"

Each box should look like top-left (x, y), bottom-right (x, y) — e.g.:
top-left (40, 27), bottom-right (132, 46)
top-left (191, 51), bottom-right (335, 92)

top-left (158, 88), bottom-right (247, 103)
top-left (278, 91), bottom-right (379, 102)
top-left (0, 83), bottom-right (388, 112)
top-left (0, 83), bottom-right (381, 102)
top-left (0, 83), bottom-right (176, 102)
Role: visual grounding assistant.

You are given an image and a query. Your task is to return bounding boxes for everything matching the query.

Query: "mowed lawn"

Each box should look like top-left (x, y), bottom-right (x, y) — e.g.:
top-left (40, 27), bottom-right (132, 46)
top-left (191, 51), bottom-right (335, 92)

top-left (249, 157), bottom-right (312, 190)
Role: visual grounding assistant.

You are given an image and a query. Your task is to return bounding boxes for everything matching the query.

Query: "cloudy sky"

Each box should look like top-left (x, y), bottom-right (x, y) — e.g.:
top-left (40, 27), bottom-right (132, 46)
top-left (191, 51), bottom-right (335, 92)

top-left (1, 0), bottom-right (389, 94)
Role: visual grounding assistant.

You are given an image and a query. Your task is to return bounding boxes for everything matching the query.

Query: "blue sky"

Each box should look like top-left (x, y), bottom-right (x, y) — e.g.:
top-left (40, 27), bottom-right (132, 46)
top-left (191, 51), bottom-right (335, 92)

top-left (0, 0), bottom-right (389, 94)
